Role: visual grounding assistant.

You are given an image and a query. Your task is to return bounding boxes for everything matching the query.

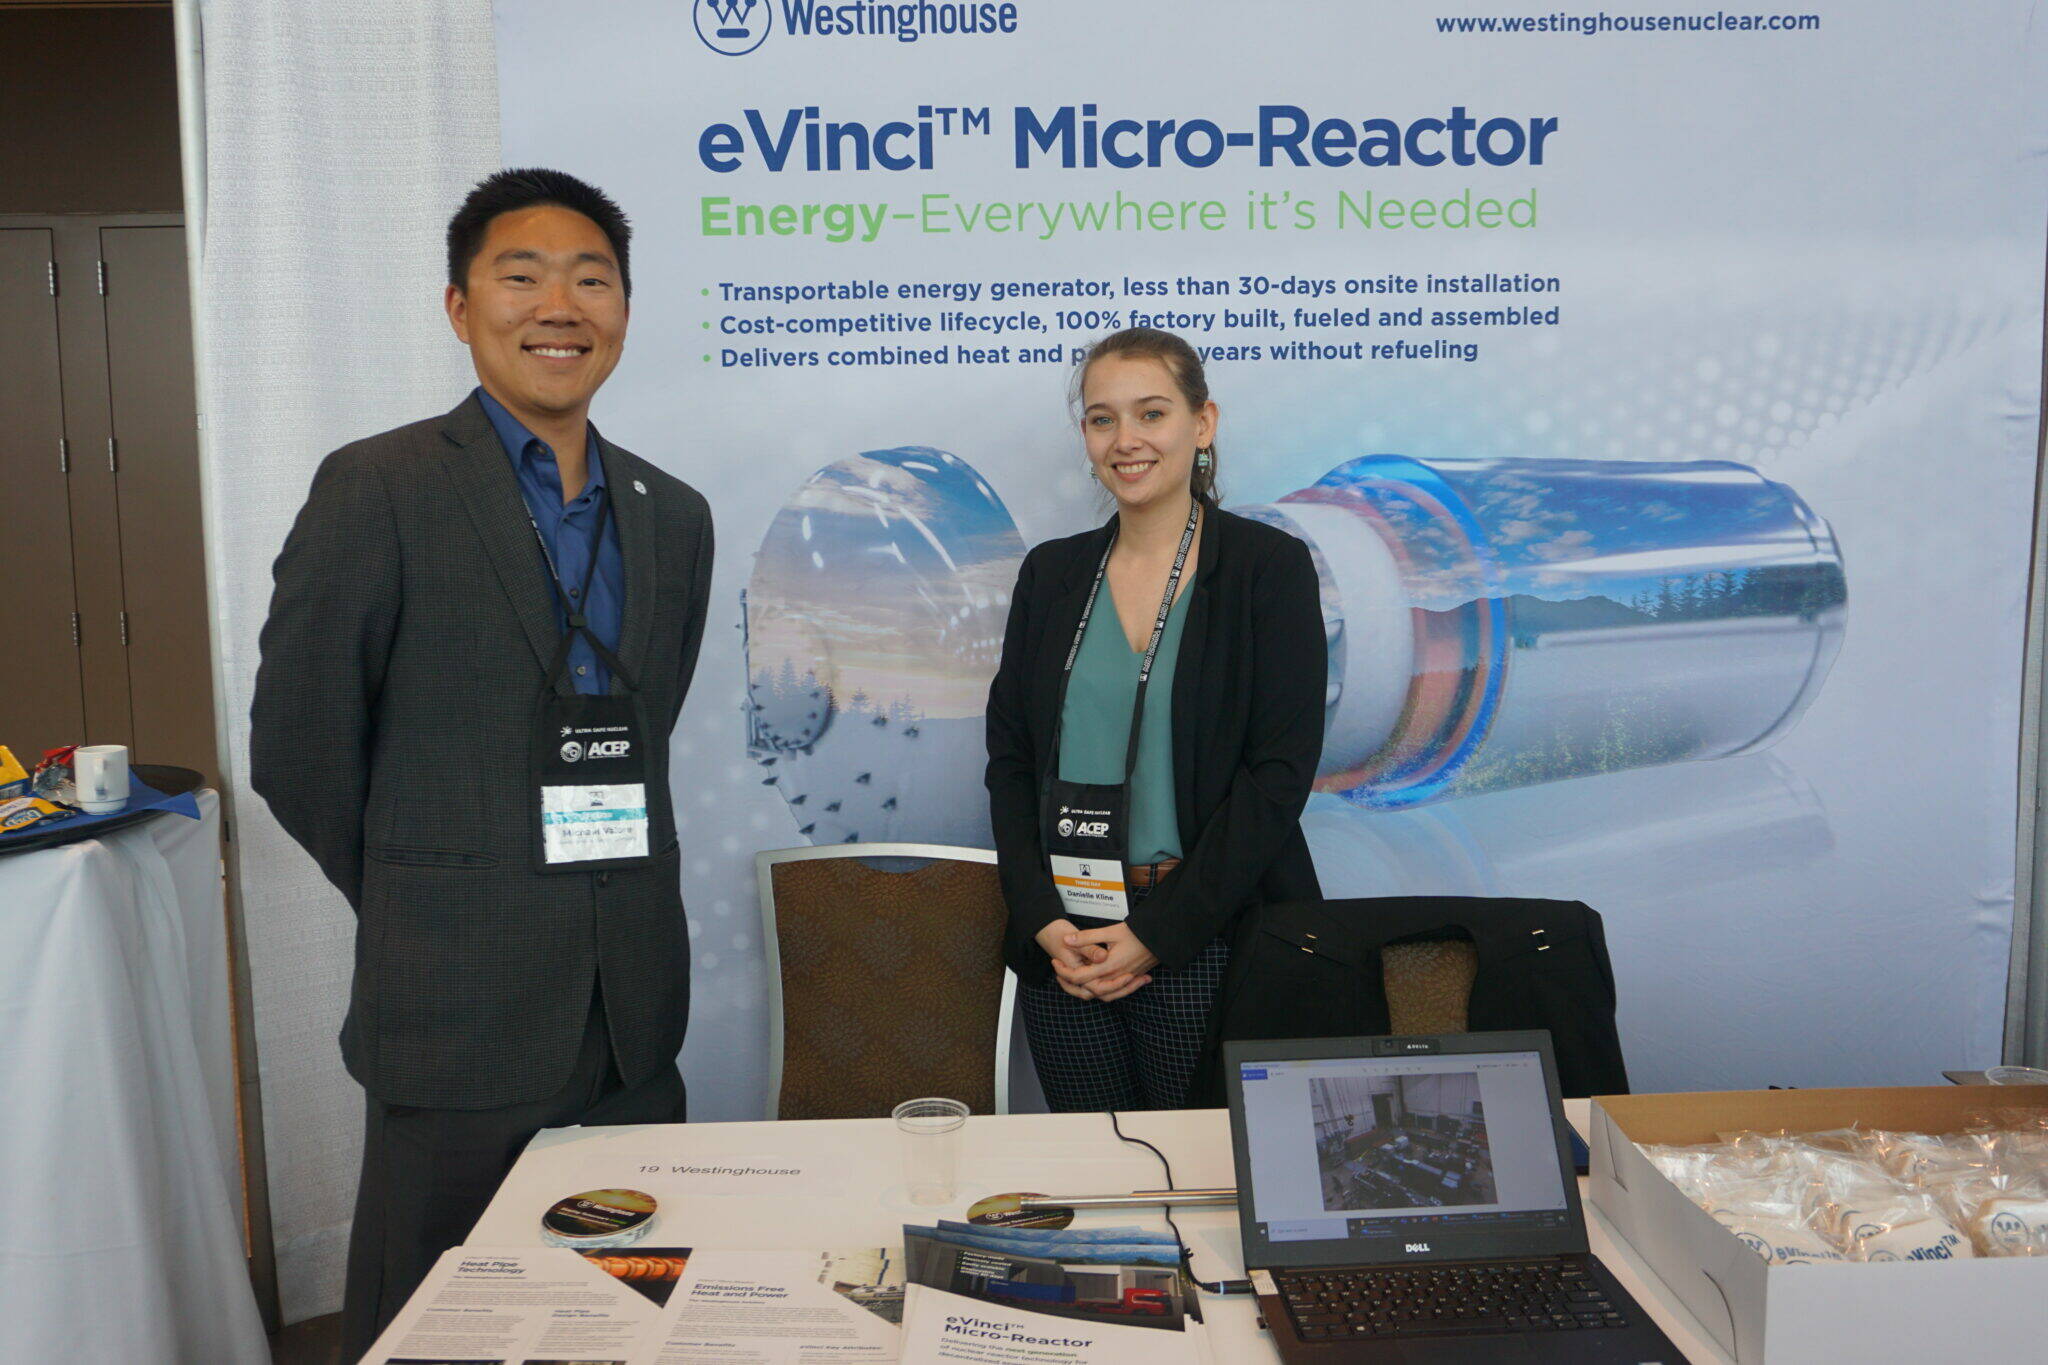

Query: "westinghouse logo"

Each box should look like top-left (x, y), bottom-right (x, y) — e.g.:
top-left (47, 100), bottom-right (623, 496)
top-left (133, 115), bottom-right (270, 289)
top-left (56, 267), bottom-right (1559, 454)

top-left (560, 739), bottom-right (632, 762)
top-left (699, 0), bottom-right (1021, 55)
top-left (696, 0), bottom-right (772, 56)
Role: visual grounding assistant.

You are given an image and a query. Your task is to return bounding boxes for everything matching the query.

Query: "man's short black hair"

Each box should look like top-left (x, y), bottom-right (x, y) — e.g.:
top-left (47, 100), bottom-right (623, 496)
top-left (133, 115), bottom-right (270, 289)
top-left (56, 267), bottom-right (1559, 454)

top-left (447, 167), bottom-right (633, 298)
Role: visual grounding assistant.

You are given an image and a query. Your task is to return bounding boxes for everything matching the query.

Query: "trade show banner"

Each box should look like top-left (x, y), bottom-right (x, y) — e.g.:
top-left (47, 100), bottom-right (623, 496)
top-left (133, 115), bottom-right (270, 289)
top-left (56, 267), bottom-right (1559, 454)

top-left (496, 0), bottom-right (2048, 1115)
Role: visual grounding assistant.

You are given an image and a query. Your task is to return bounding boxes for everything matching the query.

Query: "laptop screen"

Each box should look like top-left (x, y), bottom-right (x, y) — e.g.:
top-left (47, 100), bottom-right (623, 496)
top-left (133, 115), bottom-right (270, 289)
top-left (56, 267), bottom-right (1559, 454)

top-left (1227, 1034), bottom-right (1588, 1268)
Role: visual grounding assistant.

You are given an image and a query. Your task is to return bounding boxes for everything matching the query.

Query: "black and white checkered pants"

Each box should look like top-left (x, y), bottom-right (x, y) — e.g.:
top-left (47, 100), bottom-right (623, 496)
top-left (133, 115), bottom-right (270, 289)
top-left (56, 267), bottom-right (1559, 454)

top-left (1020, 897), bottom-right (1230, 1112)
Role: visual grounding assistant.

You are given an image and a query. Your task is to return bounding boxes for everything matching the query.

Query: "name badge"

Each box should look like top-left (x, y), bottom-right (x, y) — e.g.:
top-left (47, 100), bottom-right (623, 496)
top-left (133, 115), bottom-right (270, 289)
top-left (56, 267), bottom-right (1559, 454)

top-left (541, 779), bottom-right (649, 864)
top-left (1050, 853), bottom-right (1129, 921)
top-left (533, 695), bottom-right (652, 872)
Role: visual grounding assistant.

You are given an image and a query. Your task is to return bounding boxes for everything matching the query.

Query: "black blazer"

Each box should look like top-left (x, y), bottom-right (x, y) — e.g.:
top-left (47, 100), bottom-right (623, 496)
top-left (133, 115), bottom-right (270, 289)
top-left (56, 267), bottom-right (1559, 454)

top-left (1197, 897), bottom-right (1630, 1105)
top-left (985, 505), bottom-right (1326, 983)
top-left (250, 394), bottom-right (713, 1110)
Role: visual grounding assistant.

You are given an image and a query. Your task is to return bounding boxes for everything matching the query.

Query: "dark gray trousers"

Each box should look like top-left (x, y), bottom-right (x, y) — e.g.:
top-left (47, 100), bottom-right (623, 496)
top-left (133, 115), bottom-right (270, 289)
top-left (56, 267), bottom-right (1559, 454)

top-left (339, 991), bottom-right (686, 1362)
top-left (1018, 882), bottom-right (1231, 1112)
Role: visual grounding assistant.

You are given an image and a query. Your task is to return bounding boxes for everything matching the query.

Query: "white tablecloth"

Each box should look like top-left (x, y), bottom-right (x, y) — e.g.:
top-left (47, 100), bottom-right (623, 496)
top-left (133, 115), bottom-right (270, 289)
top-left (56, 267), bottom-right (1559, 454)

top-left (467, 1103), bottom-right (1726, 1363)
top-left (0, 791), bottom-right (268, 1363)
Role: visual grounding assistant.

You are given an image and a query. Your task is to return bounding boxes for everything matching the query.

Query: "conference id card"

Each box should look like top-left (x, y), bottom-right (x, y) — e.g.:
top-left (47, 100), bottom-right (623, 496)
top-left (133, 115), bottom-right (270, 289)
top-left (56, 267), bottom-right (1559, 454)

top-left (1049, 854), bottom-right (1128, 921)
top-left (542, 781), bottom-right (650, 864)
top-left (531, 689), bottom-right (658, 872)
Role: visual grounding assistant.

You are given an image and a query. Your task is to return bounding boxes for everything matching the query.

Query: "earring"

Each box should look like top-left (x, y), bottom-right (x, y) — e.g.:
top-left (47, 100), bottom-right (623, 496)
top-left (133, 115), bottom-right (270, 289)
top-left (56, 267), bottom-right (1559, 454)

top-left (1196, 446), bottom-right (1213, 470)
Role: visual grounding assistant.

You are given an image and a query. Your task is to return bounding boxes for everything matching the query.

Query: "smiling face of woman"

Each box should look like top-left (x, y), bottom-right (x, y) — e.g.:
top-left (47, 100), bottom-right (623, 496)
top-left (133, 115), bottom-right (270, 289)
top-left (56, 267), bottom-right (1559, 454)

top-left (1079, 352), bottom-right (1218, 514)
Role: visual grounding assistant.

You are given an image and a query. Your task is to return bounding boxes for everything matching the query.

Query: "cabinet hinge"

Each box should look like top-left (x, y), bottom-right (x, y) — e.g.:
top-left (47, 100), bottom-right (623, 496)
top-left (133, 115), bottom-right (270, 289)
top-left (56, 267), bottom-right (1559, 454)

top-left (107, 437), bottom-right (118, 474)
top-left (96, 259), bottom-right (107, 295)
top-left (71, 613), bottom-right (81, 648)
top-left (119, 611), bottom-right (130, 647)
top-left (58, 437), bottom-right (69, 474)
top-left (47, 260), bottom-right (57, 296)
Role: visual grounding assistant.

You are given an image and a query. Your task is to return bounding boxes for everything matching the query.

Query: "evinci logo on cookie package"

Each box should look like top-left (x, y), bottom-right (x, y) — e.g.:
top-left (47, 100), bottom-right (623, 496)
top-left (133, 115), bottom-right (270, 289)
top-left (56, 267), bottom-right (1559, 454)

top-left (695, 0), bottom-right (1020, 56)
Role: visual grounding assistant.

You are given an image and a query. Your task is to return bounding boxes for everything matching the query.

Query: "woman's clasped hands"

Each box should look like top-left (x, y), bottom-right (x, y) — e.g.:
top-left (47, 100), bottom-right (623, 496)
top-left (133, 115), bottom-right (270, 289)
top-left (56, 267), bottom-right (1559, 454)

top-left (1034, 918), bottom-right (1160, 1002)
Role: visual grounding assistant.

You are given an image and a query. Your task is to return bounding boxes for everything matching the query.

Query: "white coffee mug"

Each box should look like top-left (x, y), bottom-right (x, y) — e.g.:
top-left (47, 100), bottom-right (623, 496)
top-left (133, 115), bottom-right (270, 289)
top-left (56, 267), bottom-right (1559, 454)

top-left (74, 745), bottom-right (130, 814)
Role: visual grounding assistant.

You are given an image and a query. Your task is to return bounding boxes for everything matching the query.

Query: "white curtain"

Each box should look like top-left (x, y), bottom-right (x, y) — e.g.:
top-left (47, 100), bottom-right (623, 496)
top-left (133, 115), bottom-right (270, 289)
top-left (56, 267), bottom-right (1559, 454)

top-left (191, 0), bottom-right (498, 1321)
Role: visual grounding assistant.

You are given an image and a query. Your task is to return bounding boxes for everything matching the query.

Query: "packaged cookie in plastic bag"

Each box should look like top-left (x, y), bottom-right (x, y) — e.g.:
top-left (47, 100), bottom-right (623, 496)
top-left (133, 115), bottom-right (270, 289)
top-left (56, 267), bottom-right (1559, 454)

top-left (1829, 1189), bottom-right (1974, 1263)
top-left (1970, 1195), bottom-right (2048, 1255)
top-left (1969, 1108), bottom-right (2048, 1176)
top-left (1692, 1138), bottom-right (1847, 1265)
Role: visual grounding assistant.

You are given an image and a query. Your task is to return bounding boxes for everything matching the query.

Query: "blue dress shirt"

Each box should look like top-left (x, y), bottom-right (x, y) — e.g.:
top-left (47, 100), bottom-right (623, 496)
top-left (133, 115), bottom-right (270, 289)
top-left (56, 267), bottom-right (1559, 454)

top-left (477, 387), bottom-right (625, 695)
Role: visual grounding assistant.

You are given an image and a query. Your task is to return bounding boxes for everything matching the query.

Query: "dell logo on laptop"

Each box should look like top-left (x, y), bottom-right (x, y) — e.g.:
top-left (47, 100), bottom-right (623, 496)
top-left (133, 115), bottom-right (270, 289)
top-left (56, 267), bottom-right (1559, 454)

top-left (1405, 1242), bottom-right (1430, 1254)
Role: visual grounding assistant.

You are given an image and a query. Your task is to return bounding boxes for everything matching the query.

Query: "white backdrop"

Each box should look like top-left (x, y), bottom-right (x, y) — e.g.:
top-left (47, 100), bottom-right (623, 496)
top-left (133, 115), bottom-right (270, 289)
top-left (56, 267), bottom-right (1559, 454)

top-left (496, 0), bottom-right (2048, 1122)
top-left (193, 0), bottom-right (497, 1321)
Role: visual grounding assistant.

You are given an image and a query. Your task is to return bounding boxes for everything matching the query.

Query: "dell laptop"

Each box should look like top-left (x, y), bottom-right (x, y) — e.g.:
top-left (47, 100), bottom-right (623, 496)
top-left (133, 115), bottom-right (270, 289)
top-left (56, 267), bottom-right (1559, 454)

top-left (1225, 1031), bottom-right (1681, 1363)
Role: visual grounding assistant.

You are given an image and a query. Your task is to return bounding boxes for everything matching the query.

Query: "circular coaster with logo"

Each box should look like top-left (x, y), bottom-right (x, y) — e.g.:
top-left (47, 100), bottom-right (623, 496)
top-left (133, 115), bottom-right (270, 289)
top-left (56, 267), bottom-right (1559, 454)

top-left (968, 1191), bottom-right (1073, 1229)
top-left (541, 1188), bottom-right (659, 1249)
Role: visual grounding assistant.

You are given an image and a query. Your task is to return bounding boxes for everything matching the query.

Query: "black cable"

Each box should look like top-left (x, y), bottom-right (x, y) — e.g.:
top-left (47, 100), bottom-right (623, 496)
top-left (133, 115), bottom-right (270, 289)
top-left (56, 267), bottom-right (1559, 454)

top-left (1106, 1111), bottom-right (1253, 1296)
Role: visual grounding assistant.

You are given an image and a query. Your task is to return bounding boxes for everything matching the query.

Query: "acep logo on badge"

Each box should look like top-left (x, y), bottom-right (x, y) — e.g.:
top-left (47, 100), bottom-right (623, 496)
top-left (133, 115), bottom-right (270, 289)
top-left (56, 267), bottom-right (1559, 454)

top-left (696, 0), bottom-right (772, 56)
top-left (1057, 817), bottom-right (1075, 837)
top-left (560, 739), bottom-right (632, 762)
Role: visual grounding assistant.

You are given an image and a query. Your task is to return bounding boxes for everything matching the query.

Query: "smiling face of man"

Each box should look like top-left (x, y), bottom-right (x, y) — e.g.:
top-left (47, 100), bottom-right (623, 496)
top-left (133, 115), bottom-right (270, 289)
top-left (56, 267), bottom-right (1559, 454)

top-left (445, 203), bottom-right (628, 431)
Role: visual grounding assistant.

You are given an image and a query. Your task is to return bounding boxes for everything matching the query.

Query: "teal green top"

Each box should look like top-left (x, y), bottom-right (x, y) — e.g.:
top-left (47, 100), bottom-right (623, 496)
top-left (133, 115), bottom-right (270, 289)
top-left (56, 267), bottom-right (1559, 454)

top-left (1056, 581), bottom-right (1190, 863)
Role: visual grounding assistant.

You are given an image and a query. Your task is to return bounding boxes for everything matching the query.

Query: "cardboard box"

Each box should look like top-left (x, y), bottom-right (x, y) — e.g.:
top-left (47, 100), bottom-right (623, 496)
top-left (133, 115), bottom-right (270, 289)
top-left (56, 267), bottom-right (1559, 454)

top-left (1588, 1086), bottom-right (2048, 1363)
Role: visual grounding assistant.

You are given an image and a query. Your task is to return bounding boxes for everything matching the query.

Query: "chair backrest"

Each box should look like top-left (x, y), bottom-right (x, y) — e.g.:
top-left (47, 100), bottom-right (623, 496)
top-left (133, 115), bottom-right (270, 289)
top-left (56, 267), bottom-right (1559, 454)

top-left (1382, 937), bottom-right (1479, 1036)
top-left (756, 843), bottom-right (1015, 1120)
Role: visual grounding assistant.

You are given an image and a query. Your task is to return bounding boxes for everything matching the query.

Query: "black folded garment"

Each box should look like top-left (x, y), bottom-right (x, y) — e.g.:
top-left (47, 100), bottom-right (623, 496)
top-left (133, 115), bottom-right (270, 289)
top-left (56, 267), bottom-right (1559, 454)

top-left (1189, 896), bottom-right (1630, 1107)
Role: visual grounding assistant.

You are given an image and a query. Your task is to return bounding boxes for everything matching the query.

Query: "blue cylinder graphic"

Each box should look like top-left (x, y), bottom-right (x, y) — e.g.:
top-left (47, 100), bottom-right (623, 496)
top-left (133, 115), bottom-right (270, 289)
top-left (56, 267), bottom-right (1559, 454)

top-left (1238, 456), bottom-right (1846, 809)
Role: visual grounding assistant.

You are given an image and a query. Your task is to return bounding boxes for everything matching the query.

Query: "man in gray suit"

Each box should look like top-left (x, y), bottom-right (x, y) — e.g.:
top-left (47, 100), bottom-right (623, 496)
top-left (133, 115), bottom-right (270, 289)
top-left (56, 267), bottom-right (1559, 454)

top-left (251, 169), bottom-right (711, 1358)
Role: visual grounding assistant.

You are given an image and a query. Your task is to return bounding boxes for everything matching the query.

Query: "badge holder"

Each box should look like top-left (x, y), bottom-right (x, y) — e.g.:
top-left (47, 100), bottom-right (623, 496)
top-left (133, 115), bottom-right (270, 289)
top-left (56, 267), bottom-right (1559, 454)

top-left (1039, 501), bottom-right (1199, 923)
top-left (526, 494), bottom-right (659, 874)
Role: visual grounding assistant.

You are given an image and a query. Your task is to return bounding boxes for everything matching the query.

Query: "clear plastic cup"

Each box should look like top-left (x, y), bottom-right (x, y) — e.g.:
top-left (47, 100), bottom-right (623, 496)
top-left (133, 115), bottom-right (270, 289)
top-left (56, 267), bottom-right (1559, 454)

top-left (1985, 1066), bottom-right (2048, 1085)
top-left (894, 1097), bottom-right (969, 1206)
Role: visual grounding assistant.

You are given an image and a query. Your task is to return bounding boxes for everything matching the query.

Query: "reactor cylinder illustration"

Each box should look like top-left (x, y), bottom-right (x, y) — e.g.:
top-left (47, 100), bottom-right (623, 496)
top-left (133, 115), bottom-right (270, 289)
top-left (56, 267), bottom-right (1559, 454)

top-left (746, 450), bottom-right (1845, 841)
top-left (1237, 455), bottom-right (1845, 809)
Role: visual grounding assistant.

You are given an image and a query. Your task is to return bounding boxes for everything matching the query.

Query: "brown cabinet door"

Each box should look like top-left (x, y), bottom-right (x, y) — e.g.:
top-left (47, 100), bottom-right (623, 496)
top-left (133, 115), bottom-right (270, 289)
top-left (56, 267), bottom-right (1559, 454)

top-left (0, 227), bottom-right (86, 764)
top-left (49, 218), bottom-right (132, 755)
top-left (100, 224), bottom-right (216, 786)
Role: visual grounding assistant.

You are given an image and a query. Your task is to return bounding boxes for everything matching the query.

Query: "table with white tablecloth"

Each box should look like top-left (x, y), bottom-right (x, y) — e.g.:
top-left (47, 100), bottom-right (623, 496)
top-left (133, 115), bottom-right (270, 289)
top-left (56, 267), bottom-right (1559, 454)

top-left (0, 791), bottom-right (268, 1363)
top-left (463, 1101), bottom-right (1727, 1364)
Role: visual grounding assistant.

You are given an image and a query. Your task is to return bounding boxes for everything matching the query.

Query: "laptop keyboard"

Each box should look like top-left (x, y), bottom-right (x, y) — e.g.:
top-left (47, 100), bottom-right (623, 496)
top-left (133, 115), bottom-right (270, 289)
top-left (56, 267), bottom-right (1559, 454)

top-left (1277, 1260), bottom-right (1628, 1341)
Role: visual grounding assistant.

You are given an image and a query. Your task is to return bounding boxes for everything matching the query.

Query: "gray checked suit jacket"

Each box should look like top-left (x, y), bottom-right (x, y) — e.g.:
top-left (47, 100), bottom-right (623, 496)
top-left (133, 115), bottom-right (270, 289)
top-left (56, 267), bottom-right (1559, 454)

top-left (251, 393), bottom-right (713, 1109)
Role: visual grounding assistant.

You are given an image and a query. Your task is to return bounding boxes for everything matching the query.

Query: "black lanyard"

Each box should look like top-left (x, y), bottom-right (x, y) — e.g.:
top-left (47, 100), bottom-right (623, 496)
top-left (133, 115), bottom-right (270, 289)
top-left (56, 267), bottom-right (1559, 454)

top-left (531, 491), bottom-right (637, 694)
top-left (1049, 499), bottom-right (1200, 783)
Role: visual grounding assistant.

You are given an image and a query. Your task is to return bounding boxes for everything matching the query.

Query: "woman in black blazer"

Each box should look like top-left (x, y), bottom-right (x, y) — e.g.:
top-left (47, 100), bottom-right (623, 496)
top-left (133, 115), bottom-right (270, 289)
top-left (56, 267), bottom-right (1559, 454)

top-left (985, 328), bottom-right (1326, 1111)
